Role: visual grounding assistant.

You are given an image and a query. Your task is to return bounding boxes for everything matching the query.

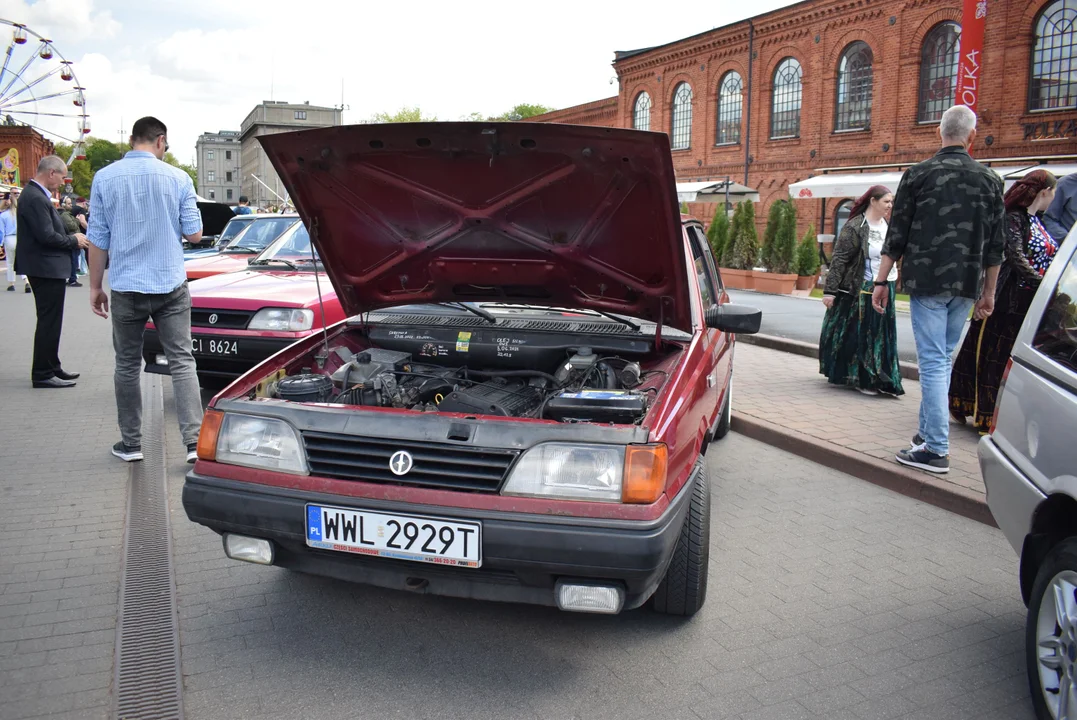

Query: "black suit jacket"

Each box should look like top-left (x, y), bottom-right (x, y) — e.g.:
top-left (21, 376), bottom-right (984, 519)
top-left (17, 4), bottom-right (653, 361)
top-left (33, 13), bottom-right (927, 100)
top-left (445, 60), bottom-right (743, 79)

top-left (14, 181), bottom-right (78, 279)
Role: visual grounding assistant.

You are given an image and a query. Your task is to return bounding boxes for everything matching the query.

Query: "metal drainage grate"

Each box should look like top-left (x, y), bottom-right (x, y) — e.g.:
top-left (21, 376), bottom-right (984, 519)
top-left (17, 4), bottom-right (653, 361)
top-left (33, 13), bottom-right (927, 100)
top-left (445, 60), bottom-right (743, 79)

top-left (113, 374), bottom-right (183, 720)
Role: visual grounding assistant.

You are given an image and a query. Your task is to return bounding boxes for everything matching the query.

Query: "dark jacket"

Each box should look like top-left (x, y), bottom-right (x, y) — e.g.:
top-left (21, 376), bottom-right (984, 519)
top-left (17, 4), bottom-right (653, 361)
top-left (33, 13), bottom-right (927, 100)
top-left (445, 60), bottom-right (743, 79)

top-left (1043, 172), bottom-right (1077, 242)
top-left (881, 146), bottom-right (1005, 299)
top-left (14, 181), bottom-right (79, 279)
top-left (824, 214), bottom-right (870, 296)
top-left (994, 210), bottom-right (1045, 314)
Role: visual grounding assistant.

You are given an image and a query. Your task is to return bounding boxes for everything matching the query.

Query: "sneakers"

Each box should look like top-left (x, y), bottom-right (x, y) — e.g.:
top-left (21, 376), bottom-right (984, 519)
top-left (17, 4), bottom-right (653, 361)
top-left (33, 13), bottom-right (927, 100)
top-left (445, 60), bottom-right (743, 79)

top-left (67, 280), bottom-right (83, 287)
top-left (111, 441), bottom-right (144, 462)
top-left (24, 284), bottom-right (31, 293)
top-left (6, 284), bottom-right (12, 291)
top-left (186, 443), bottom-right (198, 464)
top-left (910, 433), bottom-right (924, 448)
top-left (896, 446), bottom-right (949, 474)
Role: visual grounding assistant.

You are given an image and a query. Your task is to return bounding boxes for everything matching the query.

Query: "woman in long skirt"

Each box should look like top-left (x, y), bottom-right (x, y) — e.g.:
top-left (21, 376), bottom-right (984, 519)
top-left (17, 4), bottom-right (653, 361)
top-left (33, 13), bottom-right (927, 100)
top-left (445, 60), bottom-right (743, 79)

top-left (819, 185), bottom-right (904, 396)
top-left (949, 170), bottom-right (1058, 432)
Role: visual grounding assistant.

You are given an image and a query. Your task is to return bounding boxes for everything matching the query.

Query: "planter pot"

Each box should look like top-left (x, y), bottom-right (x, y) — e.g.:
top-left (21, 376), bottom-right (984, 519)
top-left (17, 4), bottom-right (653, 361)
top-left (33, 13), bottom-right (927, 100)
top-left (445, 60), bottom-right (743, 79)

top-left (754, 272), bottom-right (798, 295)
top-left (720, 268), bottom-right (754, 290)
top-left (795, 273), bottom-right (819, 291)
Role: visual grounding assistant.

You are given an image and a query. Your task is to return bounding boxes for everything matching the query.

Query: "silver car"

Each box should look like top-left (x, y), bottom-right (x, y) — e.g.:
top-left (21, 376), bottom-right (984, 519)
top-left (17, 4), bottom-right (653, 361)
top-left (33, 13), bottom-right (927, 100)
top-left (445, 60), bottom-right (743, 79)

top-left (981, 230), bottom-right (1077, 720)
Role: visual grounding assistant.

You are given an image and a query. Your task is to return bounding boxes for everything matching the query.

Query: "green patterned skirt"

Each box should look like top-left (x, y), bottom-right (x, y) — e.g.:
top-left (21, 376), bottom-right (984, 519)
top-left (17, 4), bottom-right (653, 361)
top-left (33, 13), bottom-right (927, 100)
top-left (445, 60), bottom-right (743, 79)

top-left (819, 280), bottom-right (904, 395)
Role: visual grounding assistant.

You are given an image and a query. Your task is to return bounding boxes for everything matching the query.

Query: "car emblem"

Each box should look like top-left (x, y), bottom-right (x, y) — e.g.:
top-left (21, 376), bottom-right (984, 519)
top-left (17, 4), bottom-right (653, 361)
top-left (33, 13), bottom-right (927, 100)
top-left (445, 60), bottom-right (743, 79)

top-left (389, 450), bottom-right (414, 476)
top-left (208, 313), bottom-right (219, 325)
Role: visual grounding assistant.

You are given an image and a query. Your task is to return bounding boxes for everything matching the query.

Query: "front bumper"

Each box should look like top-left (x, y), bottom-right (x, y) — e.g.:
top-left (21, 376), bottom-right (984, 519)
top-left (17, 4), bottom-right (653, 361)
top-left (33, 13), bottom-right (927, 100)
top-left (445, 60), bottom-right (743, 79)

top-left (143, 328), bottom-right (295, 380)
top-left (182, 466), bottom-right (698, 611)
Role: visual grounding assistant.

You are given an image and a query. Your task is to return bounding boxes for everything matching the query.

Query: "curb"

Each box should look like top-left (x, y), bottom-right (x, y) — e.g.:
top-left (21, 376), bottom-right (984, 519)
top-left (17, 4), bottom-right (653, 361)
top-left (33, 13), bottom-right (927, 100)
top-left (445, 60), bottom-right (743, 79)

top-left (738, 333), bottom-right (920, 382)
top-left (731, 414), bottom-right (994, 527)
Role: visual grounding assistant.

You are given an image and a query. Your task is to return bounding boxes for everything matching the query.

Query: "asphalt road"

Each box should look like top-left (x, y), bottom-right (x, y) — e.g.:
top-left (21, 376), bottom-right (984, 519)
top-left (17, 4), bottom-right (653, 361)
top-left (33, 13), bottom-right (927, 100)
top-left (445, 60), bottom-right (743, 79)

top-left (728, 289), bottom-right (920, 363)
top-left (162, 400), bottom-right (1033, 720)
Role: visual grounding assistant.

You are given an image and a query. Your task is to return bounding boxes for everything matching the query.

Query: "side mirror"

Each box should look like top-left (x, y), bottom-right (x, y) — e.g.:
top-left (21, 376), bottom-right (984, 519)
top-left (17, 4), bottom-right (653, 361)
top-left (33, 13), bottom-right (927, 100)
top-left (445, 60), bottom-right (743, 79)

top-left (704, 303), bottom-right (762, 334)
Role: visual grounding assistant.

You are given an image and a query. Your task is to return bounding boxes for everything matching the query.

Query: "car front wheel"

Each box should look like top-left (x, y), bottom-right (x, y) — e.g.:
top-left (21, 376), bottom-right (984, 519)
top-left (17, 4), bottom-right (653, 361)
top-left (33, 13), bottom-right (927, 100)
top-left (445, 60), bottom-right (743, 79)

top-left (651, 459), bottom-right (710, 617)
top-left (1027, 538), bottom-right (1077, 720)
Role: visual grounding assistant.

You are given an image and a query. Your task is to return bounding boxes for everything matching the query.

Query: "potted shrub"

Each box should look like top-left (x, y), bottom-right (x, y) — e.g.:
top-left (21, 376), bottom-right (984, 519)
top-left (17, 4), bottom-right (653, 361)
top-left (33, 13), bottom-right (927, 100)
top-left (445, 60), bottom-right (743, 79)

top-left (719, 200), bottom-right (759, 290)
top-left (795, 223), bottom-right (820, 291)
top-left (754, 201), bottom-right (798, 294)
top-left (759, 200), bottom-right (785, 273)
top-left (680, 200), bottom-right (690, 216)
top-left (707, 203), bottom-right (730, 265)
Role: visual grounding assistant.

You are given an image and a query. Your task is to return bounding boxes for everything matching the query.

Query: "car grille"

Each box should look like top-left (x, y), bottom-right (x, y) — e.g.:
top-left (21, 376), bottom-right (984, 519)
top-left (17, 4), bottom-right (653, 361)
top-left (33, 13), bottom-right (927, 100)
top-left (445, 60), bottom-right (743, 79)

top-left (191, 309), bottom-right (253, 329)
top-left (301, 432), bottom-right (519, 492)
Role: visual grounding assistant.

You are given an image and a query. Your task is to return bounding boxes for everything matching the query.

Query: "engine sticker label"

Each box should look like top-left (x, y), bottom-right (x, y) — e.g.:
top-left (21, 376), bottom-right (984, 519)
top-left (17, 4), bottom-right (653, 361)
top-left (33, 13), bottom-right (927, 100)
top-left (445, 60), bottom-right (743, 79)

top-left (455, 332), bottom-right (471, 352)
top-left (559, 390), bottom-right (631, 399)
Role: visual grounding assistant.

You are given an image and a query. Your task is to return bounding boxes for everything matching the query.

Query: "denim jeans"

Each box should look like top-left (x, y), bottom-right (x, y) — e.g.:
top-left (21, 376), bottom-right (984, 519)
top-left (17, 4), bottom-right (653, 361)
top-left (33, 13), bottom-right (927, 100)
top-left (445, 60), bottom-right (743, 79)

top-left (909, 295), bottom-right (975, 456)
top-left (111, 282), bottom-right (203, 447)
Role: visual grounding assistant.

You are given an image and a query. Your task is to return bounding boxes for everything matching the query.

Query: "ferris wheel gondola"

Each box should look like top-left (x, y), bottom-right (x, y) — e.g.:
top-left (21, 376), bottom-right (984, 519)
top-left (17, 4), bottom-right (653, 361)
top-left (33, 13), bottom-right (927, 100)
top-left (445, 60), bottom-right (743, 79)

top-left (0, 19), bottom-right (90, 172)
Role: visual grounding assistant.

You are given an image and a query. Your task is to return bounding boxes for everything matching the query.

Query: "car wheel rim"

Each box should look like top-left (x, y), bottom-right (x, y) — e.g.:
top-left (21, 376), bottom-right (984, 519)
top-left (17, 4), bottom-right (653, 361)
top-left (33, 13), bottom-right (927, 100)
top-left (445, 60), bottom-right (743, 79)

top-left (1038, 570), bottom-right (1077, 719)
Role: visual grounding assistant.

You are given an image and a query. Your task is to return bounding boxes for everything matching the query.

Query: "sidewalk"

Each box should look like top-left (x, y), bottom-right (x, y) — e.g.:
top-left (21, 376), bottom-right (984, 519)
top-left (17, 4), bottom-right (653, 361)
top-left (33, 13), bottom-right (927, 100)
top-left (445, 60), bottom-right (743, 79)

top-left (732, 343), bottom-right (989, 524)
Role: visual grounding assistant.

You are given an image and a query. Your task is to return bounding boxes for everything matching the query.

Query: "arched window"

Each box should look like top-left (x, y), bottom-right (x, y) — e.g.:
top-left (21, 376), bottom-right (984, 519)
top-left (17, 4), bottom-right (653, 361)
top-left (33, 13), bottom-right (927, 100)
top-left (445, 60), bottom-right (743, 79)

top-left (716, 72), bottom-right (743, 145)
top-left (771, 58), bottom-right (803, 139)
top-left (671, 83), bottom-right (693, 150)
top-left (918, 22), bottom-right (961, 123)
top-left (834, 200), bottom-right (853, 237)
top-left (1030, 0), bottom-right (1077, 110)
top-left (835, 42), bottom-right (874, 131)
top-left (633, 92), bottom-right (652, 131)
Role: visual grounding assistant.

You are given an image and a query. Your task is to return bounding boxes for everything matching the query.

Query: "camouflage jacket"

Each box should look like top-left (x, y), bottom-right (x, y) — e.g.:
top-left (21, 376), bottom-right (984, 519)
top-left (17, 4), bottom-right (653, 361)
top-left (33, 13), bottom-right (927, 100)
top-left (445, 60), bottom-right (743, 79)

top-left (881, 146), bottom-right (1005, 299)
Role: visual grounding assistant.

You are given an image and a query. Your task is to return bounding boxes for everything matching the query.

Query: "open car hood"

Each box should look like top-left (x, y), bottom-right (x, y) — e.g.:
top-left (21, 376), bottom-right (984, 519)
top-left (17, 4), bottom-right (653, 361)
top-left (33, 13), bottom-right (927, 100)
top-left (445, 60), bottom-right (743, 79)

top-left (257, 122), bottom-right (691, 331)
top-left (197, 201), bottom-right (236, 237)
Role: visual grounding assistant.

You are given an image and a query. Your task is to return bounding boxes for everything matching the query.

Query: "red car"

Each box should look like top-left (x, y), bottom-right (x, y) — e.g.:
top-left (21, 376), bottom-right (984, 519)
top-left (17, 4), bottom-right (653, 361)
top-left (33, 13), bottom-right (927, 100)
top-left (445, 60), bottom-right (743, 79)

top-left (184, 214), bottom-right (300, 280)
top-left (184, 123), bottom-right (760, 616)
top-left (144, 221), bottom-right (346, 385)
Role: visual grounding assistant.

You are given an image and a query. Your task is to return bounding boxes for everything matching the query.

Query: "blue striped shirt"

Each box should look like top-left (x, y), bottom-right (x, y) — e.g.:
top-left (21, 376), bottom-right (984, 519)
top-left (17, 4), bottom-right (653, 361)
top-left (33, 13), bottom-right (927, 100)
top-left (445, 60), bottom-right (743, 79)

top-left (88, 150), bottom-right (202, 294)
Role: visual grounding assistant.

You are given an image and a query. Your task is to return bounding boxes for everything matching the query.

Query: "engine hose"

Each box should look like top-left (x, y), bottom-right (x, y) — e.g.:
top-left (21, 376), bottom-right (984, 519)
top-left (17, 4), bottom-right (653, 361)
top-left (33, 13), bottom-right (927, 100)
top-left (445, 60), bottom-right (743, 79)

top-left (465, 368), bottom-right (560, 384)
top-left (597, 362), bottom-right (618, 389)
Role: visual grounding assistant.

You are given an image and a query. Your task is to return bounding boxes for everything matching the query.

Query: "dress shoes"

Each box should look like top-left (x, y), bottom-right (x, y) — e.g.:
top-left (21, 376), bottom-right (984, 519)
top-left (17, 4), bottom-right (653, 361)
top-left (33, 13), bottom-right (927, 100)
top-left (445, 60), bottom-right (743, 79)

top-left (32, 376), bottom-right (76, 389)
top-left (54, 369), bottom-right (80, 380)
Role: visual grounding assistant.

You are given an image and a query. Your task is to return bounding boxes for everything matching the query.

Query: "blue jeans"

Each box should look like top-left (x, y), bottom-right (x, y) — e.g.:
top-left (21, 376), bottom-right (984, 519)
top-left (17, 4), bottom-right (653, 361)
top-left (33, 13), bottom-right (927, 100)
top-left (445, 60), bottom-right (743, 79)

top-left (909, 295), bottom-right (975, 455)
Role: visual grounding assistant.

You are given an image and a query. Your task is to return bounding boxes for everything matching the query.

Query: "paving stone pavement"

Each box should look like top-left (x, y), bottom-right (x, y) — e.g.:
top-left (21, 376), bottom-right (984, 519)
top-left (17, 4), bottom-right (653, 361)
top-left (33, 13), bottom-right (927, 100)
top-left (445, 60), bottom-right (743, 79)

top-left (0, 283), bottom-right (123, 720)
top-left (733, 343), bottom-right (984, 499)
top-left (164, 414), bottom-right (1034, 719)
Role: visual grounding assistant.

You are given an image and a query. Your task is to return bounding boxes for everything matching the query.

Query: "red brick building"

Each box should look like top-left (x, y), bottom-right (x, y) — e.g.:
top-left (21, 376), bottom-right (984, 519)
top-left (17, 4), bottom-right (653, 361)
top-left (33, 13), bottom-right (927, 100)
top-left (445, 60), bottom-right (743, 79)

top-left (0, 124), bottom-right (54, 188)
top-left (534, 0), bottom-right (1077, 240)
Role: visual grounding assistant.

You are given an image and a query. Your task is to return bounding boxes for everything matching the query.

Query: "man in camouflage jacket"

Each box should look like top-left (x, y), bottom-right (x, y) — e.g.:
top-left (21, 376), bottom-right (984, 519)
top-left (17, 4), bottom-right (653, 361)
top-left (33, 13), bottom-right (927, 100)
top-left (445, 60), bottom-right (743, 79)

top-left (871, 105), bottom-right (1005, 474)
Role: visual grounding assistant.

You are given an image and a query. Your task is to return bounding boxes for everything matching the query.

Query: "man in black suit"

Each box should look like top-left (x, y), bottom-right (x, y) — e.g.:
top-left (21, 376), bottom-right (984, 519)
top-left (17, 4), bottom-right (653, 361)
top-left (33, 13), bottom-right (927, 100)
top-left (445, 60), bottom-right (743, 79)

top-left (15, 155), bottom-right (91, 388)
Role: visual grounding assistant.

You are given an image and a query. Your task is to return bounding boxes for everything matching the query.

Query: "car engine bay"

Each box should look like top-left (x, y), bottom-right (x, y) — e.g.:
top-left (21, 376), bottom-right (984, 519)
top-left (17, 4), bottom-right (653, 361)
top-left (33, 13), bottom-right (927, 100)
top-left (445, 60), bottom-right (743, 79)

top-left (263, 327), bottom-right (677, 425)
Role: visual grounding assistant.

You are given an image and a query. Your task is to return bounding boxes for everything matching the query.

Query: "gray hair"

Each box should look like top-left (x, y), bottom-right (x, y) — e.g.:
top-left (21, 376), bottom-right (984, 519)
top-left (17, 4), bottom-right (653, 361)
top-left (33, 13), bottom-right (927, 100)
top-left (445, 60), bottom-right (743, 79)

top-left (940, 105), bottom-right (977, 143)
top-left (37, 155), bottom-right (67, 175)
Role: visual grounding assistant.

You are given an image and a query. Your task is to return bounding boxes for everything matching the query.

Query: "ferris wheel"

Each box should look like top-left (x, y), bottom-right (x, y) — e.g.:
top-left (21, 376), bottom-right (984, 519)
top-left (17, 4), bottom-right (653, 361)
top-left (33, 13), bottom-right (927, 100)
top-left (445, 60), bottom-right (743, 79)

top-left (0, 19), bottom-right (89, 175)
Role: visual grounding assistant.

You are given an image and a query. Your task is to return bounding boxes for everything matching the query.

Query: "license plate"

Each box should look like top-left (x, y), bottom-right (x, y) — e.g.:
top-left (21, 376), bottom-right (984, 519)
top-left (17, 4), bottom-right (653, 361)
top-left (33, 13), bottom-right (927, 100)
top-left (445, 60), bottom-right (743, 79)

top-left (192, 337), bottom-right (238, 356)
top-left (305, 504), bottom-right (482, 568)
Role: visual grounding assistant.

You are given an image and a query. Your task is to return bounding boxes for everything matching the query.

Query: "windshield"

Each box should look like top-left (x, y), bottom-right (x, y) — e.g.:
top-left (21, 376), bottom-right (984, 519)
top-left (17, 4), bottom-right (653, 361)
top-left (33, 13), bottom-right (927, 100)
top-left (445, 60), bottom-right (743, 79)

top-left (250, 223), bottom-right (320, 269)
top-left (224, 217), bottom-right (299, 252)
top-left (216, 217), bottom-right (254, 245)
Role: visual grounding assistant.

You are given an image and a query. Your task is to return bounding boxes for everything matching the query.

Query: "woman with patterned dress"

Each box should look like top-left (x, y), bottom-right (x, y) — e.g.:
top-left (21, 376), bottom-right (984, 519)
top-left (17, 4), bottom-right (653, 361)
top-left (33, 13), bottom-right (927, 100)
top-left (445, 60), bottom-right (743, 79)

top-left (819, 185), bottom-right (904, 396)
top-left (949, 170), bottom-right (1058, 432)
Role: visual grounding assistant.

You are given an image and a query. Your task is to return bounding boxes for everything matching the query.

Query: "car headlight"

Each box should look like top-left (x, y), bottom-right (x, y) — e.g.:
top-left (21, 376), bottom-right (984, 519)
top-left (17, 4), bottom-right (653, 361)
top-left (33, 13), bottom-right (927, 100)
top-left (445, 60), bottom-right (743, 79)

top-left (248, 308), bottom-right (314, 331)
top-left (213, 413), bottom-right (308, 474)
top-left (501, 443), bottom-right (667, 503)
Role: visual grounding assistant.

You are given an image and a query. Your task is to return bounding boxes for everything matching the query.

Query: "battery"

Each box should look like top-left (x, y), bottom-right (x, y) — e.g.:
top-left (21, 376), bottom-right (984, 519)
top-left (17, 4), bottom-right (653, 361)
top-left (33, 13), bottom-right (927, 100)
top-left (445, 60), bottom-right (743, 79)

top-left (545, 389), bottom-right (647, 424)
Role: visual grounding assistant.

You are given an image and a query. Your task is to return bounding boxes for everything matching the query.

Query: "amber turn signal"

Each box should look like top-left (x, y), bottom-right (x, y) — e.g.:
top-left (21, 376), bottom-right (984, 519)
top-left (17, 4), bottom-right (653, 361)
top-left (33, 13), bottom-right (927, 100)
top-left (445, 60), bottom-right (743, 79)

top-left (622, 444), bottom-right (668, 504)
top-left (197, 409), bottom-right (224, 462)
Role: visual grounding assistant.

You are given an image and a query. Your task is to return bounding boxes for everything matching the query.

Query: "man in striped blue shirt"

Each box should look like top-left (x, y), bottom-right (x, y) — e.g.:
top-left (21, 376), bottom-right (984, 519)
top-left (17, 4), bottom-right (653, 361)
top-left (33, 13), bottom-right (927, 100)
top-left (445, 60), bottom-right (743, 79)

top-left (87, 116), bottom-right (205, 464)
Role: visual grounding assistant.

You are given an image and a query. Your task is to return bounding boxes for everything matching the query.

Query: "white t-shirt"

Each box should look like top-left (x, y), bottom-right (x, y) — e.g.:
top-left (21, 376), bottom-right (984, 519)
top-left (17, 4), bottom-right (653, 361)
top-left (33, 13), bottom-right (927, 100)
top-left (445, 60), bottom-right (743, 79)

top-left (864, 217), bottom-right (888, 281)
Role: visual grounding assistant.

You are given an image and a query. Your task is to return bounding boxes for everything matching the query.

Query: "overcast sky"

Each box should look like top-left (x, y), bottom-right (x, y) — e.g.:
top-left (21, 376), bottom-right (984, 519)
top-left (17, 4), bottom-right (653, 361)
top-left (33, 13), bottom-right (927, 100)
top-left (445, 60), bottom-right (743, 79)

top-left (5, 0), bottom-right (797, 165)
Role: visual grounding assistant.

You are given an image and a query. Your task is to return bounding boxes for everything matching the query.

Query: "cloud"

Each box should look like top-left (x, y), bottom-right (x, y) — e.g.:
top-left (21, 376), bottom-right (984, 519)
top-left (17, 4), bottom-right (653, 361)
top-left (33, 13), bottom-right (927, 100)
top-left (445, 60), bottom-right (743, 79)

top-left (3, 0), bottom-right (120, 41)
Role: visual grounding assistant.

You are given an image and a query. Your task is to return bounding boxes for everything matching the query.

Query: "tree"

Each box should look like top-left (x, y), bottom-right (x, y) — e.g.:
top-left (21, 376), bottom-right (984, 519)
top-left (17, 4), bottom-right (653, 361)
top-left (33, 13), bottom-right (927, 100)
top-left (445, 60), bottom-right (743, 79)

top-left (162, 152), bottom-right (197, 190)
top-left (85, 137), bottom-right (123, 172)
top-left (487, 103), bottom-right (553, 121)
top-left (707, 204), bottom-right (730, 265)
top-left (727, 200), bottom-right (760, 270)
top-left (369, 106), bottom-right (437, 123)
top-left (770, 201), bottom-right (798, 274)
top-left (680, 200), bottom-right (690, 215)
top-left (795, 223), bottom-right (820, 277)
top-left (760, 199), bottom-right (785, 270)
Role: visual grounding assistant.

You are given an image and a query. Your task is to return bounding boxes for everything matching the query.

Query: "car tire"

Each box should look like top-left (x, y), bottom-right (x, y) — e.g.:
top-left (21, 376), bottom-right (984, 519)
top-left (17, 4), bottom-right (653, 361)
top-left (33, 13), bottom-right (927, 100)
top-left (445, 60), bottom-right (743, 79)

top-left (651, 459), bottom-right (710, 617)
top-left (714, 377), bottom-right (732, 441)
top-left (1026, 537), bottom-right (1077, 720)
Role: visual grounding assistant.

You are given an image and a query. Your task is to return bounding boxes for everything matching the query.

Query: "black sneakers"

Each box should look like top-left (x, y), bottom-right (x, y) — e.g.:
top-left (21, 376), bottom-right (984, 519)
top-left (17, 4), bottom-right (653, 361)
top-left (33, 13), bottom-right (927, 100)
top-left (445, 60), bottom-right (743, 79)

top-left (896, 446), bottom-right (949, 474)
top-left (186, 444), bottom-right (198, 464)
top-left (111, 442), bottom-right (144, 462)
top-left (911, 433), bottom-right (924, 448)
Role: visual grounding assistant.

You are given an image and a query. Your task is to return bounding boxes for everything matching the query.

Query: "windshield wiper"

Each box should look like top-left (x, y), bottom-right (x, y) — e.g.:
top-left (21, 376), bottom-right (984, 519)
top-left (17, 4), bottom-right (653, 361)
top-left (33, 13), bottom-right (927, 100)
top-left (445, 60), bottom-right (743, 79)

top-left (436, 302), bottom-right (497, 324)
top-left (250, 258), bottom-right (297, 270)
top-left (484, 304), bottom-right (640, 332)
